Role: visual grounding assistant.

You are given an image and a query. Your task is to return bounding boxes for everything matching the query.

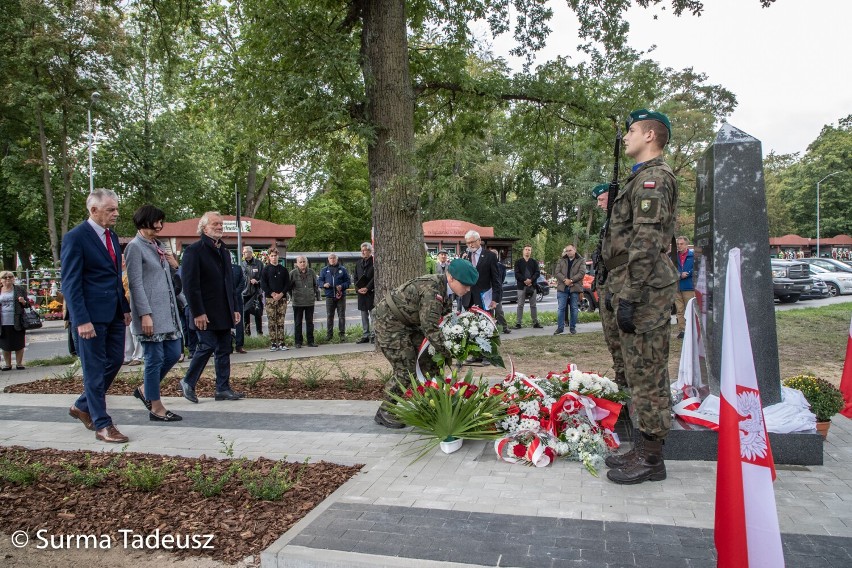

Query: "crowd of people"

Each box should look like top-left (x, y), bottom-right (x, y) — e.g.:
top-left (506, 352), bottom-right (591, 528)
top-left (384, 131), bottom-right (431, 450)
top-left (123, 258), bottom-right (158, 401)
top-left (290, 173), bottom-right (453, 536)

top-left (51, 105), bottom-right (685, 487)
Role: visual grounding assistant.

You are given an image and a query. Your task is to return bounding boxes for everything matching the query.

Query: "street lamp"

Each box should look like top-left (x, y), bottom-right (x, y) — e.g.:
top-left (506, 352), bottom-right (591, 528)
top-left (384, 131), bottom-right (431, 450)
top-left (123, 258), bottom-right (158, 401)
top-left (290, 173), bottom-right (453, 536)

top-left (87, 91), bottom-right (100, 194)
top-left (816, 171), bottom-right (842, 258)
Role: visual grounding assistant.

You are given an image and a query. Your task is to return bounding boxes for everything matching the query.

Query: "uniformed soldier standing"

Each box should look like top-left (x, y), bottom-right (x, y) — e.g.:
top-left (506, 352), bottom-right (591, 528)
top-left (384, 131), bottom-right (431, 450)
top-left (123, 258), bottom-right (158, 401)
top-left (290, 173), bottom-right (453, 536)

top-left (373, 259), bottom-right (479, 428)
top-left (602, 109), bottom-right (678, 485)
top-left (591, 183), bottom-right (626, 389)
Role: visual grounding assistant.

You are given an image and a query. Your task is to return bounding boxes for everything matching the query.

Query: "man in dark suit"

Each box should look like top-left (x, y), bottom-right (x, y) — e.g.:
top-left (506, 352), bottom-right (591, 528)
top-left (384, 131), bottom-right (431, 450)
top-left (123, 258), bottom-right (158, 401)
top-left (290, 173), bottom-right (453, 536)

top-left (179, 211), bottom-right (244, 402)
top-left (62, 189), bottom-right (132, 443)
top-left (461, 230), bottom-right (502, 311)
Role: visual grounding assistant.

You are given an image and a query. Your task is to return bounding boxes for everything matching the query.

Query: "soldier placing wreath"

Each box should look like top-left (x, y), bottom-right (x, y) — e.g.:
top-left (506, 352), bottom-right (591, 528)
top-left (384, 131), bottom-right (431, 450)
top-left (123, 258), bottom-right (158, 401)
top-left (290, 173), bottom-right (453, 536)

top-left (372, 259), bottom-right (479, 429)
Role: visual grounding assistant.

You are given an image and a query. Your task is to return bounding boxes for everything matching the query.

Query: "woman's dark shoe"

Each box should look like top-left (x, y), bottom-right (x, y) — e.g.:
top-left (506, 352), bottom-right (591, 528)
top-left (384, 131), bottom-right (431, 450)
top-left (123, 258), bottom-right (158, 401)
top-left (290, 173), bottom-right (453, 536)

top-left (149, 410), bottom-right (183, 422)
top-left (1, 366), bottom-right (11, 371)
top-left (15, 365), bottom-right (25, 370)
top-left (133, 387), bottom-right (152, 411)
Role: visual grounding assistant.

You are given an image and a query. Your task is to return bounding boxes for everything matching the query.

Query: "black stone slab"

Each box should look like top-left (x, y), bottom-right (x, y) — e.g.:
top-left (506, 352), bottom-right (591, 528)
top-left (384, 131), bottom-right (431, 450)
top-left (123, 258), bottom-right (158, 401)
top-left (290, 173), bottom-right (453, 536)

top-left (665, 425), bottom-right (824, 465)
top-left (693, 123), bottom-right (782, 404)
top-left (285, 502), bottom-right (852, 567)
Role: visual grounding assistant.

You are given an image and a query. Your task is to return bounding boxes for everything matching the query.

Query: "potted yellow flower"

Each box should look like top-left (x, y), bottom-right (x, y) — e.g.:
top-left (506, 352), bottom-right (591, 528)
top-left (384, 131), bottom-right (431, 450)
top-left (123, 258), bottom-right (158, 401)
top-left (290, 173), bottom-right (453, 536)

top-left (783, 374), bottom-right (844, 438)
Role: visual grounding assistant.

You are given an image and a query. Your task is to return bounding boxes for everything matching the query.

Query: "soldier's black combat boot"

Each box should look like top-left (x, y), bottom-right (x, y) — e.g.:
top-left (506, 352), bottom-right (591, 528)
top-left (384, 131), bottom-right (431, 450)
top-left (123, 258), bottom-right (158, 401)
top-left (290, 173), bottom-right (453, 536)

top-left (374, 408), bottom-right (405, 429)
top-left (606, 433), bottom-right (666, 485)
top-left (604, 424), bottom-right (640, 469)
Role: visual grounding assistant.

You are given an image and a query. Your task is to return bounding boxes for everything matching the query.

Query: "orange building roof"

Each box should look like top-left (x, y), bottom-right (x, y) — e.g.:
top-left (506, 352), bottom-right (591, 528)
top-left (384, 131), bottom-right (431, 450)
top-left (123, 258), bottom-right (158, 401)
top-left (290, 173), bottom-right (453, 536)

top-left (160, 216), bottom-right (295, 239)
top-left (422, 219), bottom-right (494, 239)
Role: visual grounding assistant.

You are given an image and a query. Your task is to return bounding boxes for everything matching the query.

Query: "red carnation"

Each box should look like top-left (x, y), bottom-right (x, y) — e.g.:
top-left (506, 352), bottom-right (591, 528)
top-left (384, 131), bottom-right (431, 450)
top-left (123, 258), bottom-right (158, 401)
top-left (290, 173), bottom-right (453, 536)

top-left (416, 385), bottom-right (425, 395)
top-left (507, 405), bottom-right (520, 416)
top-left (404, 388), bottom-right (413, 398)
top-left (512, 443), bottom-right (527, 458)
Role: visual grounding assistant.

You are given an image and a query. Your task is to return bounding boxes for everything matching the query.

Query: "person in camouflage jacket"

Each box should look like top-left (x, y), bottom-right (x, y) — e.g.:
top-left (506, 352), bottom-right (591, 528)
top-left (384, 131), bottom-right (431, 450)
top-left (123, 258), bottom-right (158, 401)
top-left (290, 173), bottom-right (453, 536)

top-left (601, 109), bottom-right (678, 485)
top-left (373, 259), bottom-right (479, 428)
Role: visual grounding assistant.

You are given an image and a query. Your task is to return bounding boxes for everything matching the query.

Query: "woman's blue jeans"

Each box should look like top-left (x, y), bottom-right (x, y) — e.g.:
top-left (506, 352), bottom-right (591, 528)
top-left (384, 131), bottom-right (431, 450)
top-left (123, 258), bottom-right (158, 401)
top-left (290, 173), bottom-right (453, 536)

top-left (142, 338), bottom-right (182, 402)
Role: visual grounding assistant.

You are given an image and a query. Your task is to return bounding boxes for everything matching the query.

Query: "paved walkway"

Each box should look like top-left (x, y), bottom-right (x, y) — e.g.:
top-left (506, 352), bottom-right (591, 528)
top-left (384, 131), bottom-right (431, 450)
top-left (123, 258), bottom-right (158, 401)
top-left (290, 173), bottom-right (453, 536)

top-left (2, 321), bottom-right (852, 567)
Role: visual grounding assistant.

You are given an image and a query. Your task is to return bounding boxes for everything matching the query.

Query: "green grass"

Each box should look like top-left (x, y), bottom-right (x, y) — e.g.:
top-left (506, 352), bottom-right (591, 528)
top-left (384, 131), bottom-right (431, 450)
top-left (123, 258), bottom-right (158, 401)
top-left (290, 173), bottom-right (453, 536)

top-left (27, 354), bottom-right (78, 367)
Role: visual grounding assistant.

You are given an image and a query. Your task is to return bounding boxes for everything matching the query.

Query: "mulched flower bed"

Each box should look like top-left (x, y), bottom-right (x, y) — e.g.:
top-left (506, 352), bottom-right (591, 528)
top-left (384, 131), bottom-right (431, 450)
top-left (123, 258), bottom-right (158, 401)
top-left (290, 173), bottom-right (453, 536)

top-left (5, 376), bottom-right (385, 401)
top-left (0, 446), bottom-right (362, 564)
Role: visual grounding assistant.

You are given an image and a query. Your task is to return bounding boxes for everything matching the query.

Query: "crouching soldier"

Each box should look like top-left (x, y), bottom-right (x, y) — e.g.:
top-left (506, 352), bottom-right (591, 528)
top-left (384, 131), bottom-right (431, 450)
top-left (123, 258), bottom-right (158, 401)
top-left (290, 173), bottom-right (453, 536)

top-left (373, 259), bottom-right (479, 428)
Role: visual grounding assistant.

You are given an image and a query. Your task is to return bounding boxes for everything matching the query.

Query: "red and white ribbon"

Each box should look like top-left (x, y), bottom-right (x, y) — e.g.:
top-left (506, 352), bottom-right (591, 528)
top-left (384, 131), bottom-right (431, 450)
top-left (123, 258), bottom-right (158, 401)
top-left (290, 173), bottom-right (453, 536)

top-left (673, 396), bottom-right (719, 430)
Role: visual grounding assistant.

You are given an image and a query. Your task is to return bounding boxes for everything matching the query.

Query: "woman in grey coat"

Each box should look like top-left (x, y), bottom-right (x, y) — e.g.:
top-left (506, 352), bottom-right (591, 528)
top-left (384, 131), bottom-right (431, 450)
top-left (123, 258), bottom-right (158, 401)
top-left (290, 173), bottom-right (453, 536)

top-left (125, 205), bottom-right (183, 421)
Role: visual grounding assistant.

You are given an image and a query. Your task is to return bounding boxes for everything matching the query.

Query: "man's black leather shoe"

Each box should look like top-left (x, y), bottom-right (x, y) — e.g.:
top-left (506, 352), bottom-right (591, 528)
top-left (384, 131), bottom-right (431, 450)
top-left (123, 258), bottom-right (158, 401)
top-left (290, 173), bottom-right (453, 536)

top-left (356, 337), bottom-right (371, 344)
top-left (179, 379), bottom-right (198, 403)
top-left (215, 389), bottom-right (244, 401)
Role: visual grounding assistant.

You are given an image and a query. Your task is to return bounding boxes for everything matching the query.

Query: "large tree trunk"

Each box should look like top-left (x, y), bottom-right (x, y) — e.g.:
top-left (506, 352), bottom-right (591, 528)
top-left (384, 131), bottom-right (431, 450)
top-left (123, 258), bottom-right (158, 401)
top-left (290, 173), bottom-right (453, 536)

top-left (36, 107), bottom-right (60, 267)
top-left (361, 0), bottom-right (424, 299)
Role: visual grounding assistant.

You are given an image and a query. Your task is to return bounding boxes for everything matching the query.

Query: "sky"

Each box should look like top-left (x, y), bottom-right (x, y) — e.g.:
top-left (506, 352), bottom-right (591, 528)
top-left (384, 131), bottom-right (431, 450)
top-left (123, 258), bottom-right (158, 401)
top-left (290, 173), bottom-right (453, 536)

top-left (485, 0), bottom-right (852, 157)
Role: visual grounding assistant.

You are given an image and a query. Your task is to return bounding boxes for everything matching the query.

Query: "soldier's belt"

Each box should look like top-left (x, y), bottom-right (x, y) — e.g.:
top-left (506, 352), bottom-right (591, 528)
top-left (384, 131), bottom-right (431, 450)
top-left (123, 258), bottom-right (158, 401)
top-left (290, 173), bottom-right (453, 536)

top-left (604, 253), bottom-right (628, 271)
top-left (384, 293), bottom-right (411, 325)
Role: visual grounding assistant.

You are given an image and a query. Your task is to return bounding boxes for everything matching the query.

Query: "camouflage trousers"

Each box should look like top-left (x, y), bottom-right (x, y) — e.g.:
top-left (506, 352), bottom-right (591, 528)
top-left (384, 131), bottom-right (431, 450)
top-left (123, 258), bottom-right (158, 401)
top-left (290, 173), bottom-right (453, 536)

top-left (266, 297), bottom-right (288, 345)
top-left (598, 282), bottom-right (625, 387)
top-left (374, 305), bottom-right (441, 405)
top-left (618, 321), bottom-right (672, 439)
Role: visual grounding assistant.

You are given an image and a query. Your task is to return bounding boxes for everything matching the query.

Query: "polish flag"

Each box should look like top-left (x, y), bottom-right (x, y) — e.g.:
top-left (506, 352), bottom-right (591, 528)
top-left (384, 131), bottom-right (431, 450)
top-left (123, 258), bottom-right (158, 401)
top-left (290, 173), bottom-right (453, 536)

top-left (840, 314), bottom-right (852, 418)
top-left (714, 248), bottom-right (785, 567)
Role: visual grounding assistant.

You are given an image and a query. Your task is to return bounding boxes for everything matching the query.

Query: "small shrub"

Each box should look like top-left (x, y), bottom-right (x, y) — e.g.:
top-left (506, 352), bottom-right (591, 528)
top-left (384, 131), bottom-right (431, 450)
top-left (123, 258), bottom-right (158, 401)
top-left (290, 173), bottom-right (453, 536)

top-left (270, 361), bottom-right (294, 388)
top-left (374, 368), bottom-right (394, 385)
top-left (332, 358), bottom-right (368, 391)
top-left (188, 462), bottom-right (241, 497)
top-left (121, 461), bottom-right (174, 492)
top-left (117, 368), bottom-right (143, 386)
top-left (783, 374), bottom-right (844, 421)
top-left (240, 459), bottom-right (306, 501)
top-left (0, 453), bottom-right (47, 485)
top-left (63, 452), bottom-right (122, 487)
top-left (300, 361), bottom-right (324, 389)
top-left (246, 359), bottom-right (267, 387)
top-left (217, 435), bottom-right (236, 458)
top-left (52, 360), bottom-right (82, 381)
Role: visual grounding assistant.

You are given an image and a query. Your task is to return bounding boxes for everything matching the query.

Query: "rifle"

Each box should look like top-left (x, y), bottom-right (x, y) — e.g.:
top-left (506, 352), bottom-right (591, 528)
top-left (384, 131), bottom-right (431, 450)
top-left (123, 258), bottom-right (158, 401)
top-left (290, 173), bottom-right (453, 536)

top-left (596, 122), bottom-right (622, 286)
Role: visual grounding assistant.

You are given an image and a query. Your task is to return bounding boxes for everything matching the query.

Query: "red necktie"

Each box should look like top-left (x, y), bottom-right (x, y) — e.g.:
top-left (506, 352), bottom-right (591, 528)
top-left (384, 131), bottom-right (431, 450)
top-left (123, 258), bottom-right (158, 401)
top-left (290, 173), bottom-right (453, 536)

top-left (105, 230), bottom-right (117, 264)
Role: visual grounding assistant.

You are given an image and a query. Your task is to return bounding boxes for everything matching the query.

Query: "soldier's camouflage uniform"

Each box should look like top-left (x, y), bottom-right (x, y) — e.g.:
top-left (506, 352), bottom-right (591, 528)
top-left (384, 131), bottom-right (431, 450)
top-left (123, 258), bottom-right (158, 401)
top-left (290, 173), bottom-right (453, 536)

top-left (374, 274), bottom-right (454, 404)
top-left (595, 221), bottom-right (626, 387)
top-left (602, 156), bottom-right (678, 439)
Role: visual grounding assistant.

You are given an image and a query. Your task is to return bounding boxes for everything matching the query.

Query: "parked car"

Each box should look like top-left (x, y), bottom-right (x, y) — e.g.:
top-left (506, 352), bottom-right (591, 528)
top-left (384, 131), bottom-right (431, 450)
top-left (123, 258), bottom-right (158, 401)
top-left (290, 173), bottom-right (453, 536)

top-left (770, 259), bottom-right (813, 303)
top-left (800, 277), bottom-right (830, 300)
top-left (801, 257), bottom-right (852, 274)
top-left (502, 270), bottom-right (518, 304)
top-left (579, 260), bottom-right (599, 312)
top-left (501, 271), bottom-right (550, 304)
top-left (807, 264), bottom-right (852, 297)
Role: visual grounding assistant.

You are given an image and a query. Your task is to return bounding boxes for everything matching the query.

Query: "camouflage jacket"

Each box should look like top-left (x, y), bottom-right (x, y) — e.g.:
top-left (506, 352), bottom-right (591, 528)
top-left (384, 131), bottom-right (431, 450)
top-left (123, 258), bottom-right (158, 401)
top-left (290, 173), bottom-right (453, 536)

top-left (603, 156), bottom-right (678, 307)
top-left (377, 274), bottom-right (455, 350)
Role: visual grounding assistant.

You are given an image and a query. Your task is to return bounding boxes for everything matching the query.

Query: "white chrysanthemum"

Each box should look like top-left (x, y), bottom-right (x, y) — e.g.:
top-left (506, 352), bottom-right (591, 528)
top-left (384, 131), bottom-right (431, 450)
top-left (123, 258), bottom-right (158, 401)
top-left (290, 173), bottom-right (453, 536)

top-left (427, 345), bottom-right (436, 355)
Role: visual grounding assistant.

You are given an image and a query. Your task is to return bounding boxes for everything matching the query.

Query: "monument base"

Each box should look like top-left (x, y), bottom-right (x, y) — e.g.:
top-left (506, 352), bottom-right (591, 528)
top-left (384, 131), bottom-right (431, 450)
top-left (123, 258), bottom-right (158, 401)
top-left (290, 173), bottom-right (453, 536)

top-left (664, 421), bottom-right (823, 465)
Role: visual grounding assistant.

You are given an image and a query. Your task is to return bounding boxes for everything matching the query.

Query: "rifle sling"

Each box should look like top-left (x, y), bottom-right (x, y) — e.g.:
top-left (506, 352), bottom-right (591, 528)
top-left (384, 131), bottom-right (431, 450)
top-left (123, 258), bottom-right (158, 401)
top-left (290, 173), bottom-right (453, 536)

top-left (604, 253), bottom-right (628, 271)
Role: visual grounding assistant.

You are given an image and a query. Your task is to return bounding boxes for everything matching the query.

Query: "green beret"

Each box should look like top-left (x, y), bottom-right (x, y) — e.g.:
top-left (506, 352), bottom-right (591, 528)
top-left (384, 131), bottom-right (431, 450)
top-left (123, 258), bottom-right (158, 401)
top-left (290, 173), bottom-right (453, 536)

top-left (626, 108), bottom-right (672, 141)
top-left (448, 259), bottom-right (478, 286)
top-left (592, 183), bottom-right (609, 198)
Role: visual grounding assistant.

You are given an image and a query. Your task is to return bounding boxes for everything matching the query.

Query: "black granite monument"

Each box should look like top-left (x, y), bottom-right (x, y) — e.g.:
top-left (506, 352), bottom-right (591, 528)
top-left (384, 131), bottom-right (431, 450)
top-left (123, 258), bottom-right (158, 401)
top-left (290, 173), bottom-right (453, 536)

top-left (665, 123), bottom-right (823, 465)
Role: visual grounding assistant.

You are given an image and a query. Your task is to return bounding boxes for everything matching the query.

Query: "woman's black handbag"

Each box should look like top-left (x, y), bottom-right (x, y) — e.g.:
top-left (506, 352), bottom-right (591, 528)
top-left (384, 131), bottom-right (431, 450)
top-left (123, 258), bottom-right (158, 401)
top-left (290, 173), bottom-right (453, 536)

top-left (21, 306), bottom-right (43, 330)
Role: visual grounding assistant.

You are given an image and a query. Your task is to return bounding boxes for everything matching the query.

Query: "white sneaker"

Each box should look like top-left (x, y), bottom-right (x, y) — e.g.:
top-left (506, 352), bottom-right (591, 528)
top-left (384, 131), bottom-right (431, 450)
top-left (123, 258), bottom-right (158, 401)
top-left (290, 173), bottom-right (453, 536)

top-left (279, 345), bottom-right (289, 351)
top-left (269, 345), bottom-right (278, 352)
